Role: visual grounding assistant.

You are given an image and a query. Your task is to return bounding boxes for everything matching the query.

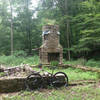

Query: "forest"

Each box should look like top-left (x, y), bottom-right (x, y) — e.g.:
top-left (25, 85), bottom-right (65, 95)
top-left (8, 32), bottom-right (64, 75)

top-left (0, 0), bottom-right (100, 100)
top-left (0, 0), bottom-right (100, 61)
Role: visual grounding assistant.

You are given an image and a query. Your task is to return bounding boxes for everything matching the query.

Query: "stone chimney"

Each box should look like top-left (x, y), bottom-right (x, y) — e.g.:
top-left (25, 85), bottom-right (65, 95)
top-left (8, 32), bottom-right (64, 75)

top-left (39, 25), bottom-right (63, 64)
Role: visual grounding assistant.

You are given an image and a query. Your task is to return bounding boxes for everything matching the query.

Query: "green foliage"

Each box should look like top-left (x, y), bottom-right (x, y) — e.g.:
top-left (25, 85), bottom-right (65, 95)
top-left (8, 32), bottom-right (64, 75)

top-left (0, 55), bottom-right (39, 66)
top-left (73, 13), bottom-right (100, 49)
top-left (0, 0), bottom-right (42, 55)
top-left (74, 58), bottom-right (87, 66)
top-left (40, 18), bottom-right (56, 26)
top-left (64, 58), bottom-right (100, 68)
top-left (0, 72), bottom-right (6, 77)
top-left (50, 61), bottom-right (59, 67)
top-left (70, 1), bottom-right (100, 58)
top-left (86, 59), bottom-right (100, 68)
top-left (13, 50), bottom-right (27, 57)
top-left (34, 65), bottom-right (98, 81)
top-left (63, 58), bottom-right (87, 66)
top-left (0, 0), bottom-right (100, 60)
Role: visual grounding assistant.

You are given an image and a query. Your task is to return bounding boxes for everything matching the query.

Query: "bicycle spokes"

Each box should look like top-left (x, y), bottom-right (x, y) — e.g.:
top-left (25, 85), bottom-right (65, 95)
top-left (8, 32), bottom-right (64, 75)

top-left (53, 72), bottom-right (68, 87)
top-left (25, 73), bottom-right (42, 90)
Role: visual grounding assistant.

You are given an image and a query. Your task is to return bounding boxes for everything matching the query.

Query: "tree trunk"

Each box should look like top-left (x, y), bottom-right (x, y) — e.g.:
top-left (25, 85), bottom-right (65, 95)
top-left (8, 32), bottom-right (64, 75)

top-left (26, 0), bottom-right (32, 55)
top-left (65, 0), bottom-right (71, 60)
top-left (66, 20), bottom-right (71, 60)
top-left (9, 0), bottom-right (14, 55)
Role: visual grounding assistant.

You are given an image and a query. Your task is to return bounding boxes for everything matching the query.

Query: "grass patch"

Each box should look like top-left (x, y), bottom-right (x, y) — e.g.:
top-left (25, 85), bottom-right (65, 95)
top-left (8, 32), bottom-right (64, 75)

top-left (2, 84), bottom-right (100, 100)
top-left (33, 67), bottom-right (98, 82)
top-left (86, 59), bottom-right (100, 68)
top-left (0, 56), bottom-right (100, 100)
top-left (0, 56), bottom-right (100, 68)
top-left (0, 56), bottom-right (99, 81)
top-left (0, 72), bottom-right (6, 77)
top-left (0, 55), bottom-right (39, 67)
top-left (63, 58), bottom-right (100, 68)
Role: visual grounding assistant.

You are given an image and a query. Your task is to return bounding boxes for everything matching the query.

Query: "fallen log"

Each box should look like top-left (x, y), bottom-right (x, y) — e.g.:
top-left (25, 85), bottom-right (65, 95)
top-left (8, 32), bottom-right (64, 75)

top-left (34, 64), bottom-right (100, 73)
top-left (69, 80), bottom-right (97, 86)
top-left (61, 64), bottom-right (100, 73)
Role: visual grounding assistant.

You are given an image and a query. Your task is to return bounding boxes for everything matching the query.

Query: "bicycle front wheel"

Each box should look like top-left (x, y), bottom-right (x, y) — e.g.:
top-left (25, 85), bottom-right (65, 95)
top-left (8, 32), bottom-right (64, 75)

top-left (53, 72), bottom-right (68, 87)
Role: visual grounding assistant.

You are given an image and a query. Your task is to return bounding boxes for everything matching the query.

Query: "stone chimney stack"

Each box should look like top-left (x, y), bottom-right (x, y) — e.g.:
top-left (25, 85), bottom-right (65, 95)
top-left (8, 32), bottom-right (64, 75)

top-left (39, 25), bottom-right (63, 64)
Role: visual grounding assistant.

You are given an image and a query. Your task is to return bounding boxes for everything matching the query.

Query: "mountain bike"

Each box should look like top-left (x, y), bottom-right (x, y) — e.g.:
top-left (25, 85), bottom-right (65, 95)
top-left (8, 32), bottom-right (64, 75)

top-left (25, 65), bottom-right (68, 90)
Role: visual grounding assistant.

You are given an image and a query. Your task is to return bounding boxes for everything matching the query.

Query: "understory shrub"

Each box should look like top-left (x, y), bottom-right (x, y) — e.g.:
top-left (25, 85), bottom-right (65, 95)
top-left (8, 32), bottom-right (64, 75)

top-left (86, 59), bottom-right (100, 68)
top-left (64, 58), bottom-right (100, 68)
top-left (0, 55), bottom-right (39, 66)
top-left (13, 50), bottom-right (27, 57)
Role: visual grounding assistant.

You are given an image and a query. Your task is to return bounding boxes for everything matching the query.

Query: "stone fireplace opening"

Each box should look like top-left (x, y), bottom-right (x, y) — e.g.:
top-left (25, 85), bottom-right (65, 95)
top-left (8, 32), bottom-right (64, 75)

top-left (39, 25), bottom-right (63, 64)
top-left (48, 53), bottom-right (60, 63)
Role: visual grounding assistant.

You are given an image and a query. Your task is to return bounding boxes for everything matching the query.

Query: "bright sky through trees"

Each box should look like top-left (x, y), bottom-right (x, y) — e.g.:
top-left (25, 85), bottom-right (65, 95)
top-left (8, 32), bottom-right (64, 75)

top-left (31, 0), bottom-right (39, 8)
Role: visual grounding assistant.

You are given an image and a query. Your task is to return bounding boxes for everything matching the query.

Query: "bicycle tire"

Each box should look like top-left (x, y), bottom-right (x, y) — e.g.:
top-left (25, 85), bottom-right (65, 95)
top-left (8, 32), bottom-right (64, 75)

top-left (53, 72), bottom-right (68, 87)
top-left (25, 73), bottom-right (42, 90)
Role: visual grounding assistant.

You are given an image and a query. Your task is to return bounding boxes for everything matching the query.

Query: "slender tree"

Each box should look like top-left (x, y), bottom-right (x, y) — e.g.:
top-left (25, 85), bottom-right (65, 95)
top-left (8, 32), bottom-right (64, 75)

top-left (9, 0), bottom-right (14, 55)
top-left (26, 0), bottom-right (32, 55)
top-left (65, 0), bottom-right (71, 60)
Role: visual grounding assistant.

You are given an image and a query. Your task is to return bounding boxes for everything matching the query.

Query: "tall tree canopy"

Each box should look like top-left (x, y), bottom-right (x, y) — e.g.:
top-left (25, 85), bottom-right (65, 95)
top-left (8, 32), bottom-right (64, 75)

top-left (0, 0), bottom-right (100, 60)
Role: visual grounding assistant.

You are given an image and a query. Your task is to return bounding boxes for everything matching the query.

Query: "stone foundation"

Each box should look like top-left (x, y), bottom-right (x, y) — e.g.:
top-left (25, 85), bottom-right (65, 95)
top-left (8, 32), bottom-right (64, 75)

top-left (0, 65), bottom-right (66, 93)
top-left (0, 77), bottom-right (26, 93)
top-left (0, 75), bottom-right (65, 93)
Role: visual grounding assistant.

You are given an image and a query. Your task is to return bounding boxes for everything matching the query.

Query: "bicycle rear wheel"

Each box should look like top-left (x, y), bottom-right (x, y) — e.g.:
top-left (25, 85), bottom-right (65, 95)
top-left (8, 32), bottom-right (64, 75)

top-left (25, 73), bottom-right (42, 90)
top-left (53, 72), bottom-right (68, 87)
